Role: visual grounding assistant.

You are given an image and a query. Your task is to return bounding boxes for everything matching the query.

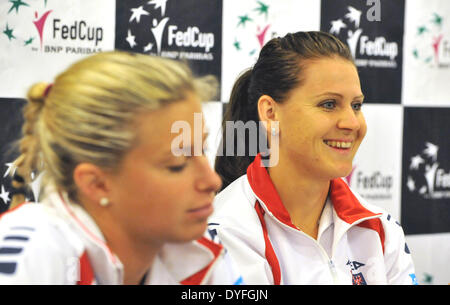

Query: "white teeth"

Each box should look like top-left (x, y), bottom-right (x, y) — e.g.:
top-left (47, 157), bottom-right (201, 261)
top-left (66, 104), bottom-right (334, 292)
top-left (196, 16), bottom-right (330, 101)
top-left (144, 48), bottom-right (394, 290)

top-left (325, 140), bottom-right (352, 148)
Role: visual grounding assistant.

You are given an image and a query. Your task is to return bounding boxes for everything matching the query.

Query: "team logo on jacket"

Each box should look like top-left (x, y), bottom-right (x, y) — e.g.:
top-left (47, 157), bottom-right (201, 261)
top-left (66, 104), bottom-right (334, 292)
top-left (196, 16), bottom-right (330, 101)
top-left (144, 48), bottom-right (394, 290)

top-left (347, 260), bottom-right (367, 285)
top-left (351, 272), bottom-right (367, 285)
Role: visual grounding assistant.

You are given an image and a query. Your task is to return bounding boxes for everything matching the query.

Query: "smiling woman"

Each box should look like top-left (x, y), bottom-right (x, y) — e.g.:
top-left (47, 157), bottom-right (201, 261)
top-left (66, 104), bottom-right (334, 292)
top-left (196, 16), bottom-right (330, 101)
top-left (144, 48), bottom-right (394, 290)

top-left (0, 51), bottom-right (242, 285)
top-left (211, 31), bottom-right (416, 285)
top-left (273, 57), bottom-right (367, 182)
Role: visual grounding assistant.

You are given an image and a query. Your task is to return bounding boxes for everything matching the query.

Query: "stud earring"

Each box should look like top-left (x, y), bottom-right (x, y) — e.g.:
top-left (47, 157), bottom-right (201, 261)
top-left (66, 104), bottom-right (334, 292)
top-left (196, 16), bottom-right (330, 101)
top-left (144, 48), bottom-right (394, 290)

top-left (99, 197), bottom-right (109, 207)
top-left (271, 126), bottom-right (277, 137)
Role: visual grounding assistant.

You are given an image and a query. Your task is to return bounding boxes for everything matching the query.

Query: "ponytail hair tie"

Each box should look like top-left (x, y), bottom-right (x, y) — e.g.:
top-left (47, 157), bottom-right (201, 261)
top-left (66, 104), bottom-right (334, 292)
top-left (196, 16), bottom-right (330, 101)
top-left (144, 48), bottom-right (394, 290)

top-left (43, 83), bottom-right (53, 98)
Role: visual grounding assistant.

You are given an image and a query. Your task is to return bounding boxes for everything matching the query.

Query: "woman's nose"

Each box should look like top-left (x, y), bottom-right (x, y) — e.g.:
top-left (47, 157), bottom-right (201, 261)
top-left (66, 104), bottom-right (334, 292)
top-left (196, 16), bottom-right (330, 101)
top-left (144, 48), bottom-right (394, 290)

top-left (337, 107), bottom-right (361, 131)
top-left (196, 156), bottom-right (222, 193)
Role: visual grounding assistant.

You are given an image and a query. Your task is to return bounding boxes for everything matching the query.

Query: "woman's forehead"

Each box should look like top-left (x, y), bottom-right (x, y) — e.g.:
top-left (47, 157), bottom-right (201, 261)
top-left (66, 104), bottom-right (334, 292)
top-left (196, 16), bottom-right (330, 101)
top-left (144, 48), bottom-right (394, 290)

top-left (296, 58), bottom-right (360, 93)
top-left (132, 96), bottom-right (204, 150)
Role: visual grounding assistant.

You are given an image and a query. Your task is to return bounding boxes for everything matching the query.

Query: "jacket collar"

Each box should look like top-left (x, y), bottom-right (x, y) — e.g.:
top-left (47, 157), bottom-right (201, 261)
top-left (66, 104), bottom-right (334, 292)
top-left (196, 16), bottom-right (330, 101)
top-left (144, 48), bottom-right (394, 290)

top-left (45, 188), bottom-right (223, 284)
top-left (246, 154), bottom-right (381, 229)
top-left (48, 190), bottom-right (123, 284)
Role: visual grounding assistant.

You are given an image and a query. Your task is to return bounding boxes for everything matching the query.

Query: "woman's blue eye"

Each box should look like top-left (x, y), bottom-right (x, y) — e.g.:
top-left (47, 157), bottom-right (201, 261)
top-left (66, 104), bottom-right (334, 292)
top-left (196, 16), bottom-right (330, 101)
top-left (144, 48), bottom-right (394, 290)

top-left (321, 100), bottom-right (336, 109)
top-left (352, 102), bottom-right (363, 111)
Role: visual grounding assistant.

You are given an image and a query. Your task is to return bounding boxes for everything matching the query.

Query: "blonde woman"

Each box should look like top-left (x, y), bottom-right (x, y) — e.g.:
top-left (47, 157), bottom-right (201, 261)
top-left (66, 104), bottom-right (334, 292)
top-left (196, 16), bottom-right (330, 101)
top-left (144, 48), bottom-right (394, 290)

top-left (0, 51), bottom-right (242, 285)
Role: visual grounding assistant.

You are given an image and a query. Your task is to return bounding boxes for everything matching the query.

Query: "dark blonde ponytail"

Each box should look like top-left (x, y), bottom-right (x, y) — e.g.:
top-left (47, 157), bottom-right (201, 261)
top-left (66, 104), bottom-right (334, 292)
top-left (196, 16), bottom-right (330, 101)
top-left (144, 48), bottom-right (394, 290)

top-left (9, 82), bottom-right (49, 209)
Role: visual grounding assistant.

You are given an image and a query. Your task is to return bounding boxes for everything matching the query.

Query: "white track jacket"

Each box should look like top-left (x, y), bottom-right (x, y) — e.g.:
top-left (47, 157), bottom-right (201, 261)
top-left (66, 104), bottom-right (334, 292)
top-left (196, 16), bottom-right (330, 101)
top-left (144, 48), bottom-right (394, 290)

top-left (0, 188), bottom-right (242, 285)
top-left (209, 154), bottom-right (417, 285)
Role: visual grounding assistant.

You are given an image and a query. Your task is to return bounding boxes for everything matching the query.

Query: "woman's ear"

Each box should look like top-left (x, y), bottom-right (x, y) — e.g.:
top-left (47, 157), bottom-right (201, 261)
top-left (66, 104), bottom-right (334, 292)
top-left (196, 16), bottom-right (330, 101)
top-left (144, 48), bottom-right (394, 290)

top-left (257, 95), bottom-right (277, 123)
top-left (257, 95), bottom-right (280, 138)
top-left (73, 163), bottom-right (110, 204)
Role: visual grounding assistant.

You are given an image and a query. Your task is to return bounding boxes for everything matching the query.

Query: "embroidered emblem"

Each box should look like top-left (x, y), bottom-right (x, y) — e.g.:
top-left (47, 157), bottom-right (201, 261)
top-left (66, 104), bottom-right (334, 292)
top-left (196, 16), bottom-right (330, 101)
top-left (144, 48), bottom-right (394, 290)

top-left (347, 260), bottom-right (367, 285)
top-left (352, 272), bottom-right (367, 285)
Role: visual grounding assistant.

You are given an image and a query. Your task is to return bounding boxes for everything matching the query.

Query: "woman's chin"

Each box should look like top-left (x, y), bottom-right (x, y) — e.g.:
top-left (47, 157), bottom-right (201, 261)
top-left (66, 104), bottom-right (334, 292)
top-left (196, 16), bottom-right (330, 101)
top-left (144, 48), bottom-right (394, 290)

top-left (329, 164), bottom-right (355, 180)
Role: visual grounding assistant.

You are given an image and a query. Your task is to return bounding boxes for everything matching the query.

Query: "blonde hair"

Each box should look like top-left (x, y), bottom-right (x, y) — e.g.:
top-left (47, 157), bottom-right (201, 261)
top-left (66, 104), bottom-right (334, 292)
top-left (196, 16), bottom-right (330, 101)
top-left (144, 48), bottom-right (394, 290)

top-left (11, 51), bottom-right (216, 207)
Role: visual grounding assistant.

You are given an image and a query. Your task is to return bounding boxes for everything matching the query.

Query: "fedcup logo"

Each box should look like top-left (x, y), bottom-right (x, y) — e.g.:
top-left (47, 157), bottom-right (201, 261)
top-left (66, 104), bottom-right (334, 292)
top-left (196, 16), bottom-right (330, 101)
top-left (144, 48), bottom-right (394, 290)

top-left (328, 4), bottom-right (399, 69)
top-left (125, 1), bottom-right (169, 53)
top-left (344, 165), bottom-right (393, 200)
top-left (411, 13), bottom-right (450, 68)
top-left (2, 0), bottom-right (105, 54)
top-left (170, 113), bottom-right (279, 167)
top-left (123, 0), bottom-right (216, 59)
top-left (33, 9), bottom-right (52, 49)
top-left (2, 0), bottom-right (52, 50)
top-left (407, 142), bottom-right (450, 199)
top-left (231, 1), bottom-right (275, 60)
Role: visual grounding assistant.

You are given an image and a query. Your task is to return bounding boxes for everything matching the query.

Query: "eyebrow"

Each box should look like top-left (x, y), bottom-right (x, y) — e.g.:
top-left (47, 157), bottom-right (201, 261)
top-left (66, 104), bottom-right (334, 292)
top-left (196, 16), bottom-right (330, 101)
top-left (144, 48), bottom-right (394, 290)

top-left (315, 92), bottom-right (365, 99)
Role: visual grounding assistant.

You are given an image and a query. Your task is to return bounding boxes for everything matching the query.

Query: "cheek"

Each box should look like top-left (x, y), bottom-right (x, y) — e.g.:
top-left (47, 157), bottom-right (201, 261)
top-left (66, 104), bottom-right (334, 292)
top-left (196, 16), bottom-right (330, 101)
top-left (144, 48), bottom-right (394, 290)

top-left (126, 178), bottom-right (187, 227)
top-left (144, 175), bottom-right (193, 208)
top-left (112, 167), bottom-right (169, 207)
top-left (141, 176), bottom-right (185, 204)
top-left (358, 115), bottom-right (368, 141)
top-left (281, 120), bottom-right (321, 153)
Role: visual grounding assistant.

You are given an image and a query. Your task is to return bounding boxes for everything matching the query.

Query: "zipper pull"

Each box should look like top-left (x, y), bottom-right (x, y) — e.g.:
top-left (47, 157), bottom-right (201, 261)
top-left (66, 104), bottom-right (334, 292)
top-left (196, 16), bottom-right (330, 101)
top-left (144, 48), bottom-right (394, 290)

top-left (329, 260), bottom-right (336, 271)
top-left (328, 260), bottom-right (339, 284)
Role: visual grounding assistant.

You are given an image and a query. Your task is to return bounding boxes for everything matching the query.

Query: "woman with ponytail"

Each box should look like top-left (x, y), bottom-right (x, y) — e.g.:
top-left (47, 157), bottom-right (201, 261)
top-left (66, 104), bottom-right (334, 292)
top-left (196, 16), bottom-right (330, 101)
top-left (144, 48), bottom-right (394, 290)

top-left (210, 31), bottom-right (416, 285)
top-left (0, 51), bottom-right (242, 285)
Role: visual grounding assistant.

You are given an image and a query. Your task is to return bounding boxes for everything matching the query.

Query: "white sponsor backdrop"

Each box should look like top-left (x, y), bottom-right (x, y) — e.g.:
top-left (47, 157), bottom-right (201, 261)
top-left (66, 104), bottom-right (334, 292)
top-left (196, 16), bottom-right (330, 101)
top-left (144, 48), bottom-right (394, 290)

top-left (352, 104), bottom-right (404, 222)
top-left (406, 233), bottom-right (450, 285)
top-left (221, 0), bottom-right (321, 101)
top-left (401, 0), bottom-right (450, 285)
top-left (0, 0), bottom-right (449, 284)
top-left (402, 0), bottom-right (450, 105)
top-left (202, 101), bottom-right (223, 168)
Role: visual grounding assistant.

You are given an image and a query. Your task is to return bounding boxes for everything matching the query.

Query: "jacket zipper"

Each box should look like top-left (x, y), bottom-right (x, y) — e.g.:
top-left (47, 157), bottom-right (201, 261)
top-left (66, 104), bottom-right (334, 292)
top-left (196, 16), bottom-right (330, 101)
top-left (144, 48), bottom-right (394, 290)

top-left (256, 198), bottom-right (339, 283)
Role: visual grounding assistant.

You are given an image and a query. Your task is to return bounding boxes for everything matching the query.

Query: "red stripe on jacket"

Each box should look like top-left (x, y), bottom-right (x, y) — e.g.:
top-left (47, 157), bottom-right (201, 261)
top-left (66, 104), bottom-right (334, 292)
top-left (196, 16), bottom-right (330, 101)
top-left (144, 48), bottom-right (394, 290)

top-left (247, 154), bottom-right (385, 253)
top-left (77, 251), bottom-right (95, 285)
top-left (181, 237), bottom-right (223, 285)
top-left (255, 201), bottom-right (282, 285)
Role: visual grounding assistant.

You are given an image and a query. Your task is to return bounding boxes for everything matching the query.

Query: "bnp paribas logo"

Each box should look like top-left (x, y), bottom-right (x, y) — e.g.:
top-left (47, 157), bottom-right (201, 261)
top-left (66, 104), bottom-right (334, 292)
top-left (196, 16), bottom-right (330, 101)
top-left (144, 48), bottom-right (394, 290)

top-left (231, 1), bottom-right (275, 59)
top-left (412, 13), bottom-right (450, 68)
top-left (407, 142), bottom-right (450, 200)
top-left (2, 0), bottom-right (52, 50)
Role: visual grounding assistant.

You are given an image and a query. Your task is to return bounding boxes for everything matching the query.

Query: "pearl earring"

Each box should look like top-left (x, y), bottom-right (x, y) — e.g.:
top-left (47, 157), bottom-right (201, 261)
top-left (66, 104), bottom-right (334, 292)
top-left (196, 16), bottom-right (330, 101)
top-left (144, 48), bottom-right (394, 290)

top-left (99, 197), bottom-right (109, 207)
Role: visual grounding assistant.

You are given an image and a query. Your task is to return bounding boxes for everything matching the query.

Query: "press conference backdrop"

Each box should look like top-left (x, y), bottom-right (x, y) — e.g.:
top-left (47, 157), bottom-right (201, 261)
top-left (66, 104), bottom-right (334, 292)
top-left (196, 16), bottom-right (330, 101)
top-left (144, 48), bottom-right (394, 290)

top-left (0, 0), bottom-right (449, 284)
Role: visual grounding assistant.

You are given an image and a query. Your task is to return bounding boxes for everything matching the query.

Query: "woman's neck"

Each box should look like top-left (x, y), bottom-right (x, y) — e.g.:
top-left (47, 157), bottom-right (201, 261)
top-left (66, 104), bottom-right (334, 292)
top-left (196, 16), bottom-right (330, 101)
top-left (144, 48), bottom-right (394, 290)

top-left (80, 198), bottom-right (160, 285)
top-left (268, 155), bottom-right (330, 239)
top-left (103, 226), bottom-right (159, 285)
